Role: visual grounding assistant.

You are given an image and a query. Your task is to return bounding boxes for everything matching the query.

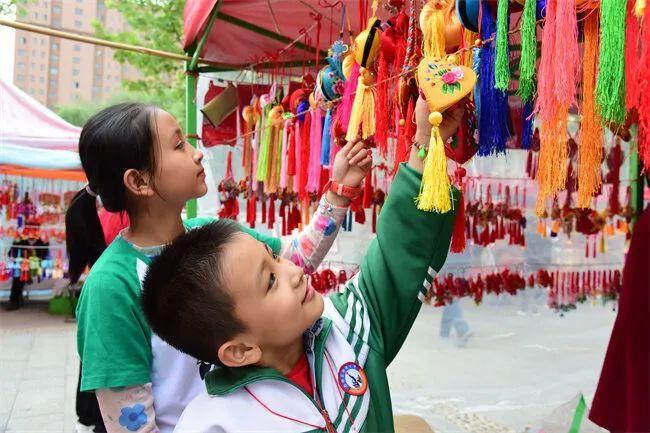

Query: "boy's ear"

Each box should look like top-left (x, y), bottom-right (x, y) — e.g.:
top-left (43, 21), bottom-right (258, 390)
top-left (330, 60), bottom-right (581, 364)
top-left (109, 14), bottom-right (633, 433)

top-left (124, 169), bottom-right (155, 198)
top-left (218, 338), bottom-right (261, 368)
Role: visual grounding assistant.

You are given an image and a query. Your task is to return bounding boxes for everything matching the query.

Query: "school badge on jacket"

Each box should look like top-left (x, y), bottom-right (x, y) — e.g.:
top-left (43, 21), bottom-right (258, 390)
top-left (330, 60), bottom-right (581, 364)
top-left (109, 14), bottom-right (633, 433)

top-left (338, 362), bottom-right (367, 396)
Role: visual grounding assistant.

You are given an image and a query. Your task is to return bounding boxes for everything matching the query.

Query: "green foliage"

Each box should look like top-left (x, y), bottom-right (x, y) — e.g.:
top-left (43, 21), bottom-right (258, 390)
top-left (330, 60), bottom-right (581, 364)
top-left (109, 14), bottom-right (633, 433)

top-left (55, 89), bottom-right (185, 127)
top-left (93, 0), bottom-right (186, 124)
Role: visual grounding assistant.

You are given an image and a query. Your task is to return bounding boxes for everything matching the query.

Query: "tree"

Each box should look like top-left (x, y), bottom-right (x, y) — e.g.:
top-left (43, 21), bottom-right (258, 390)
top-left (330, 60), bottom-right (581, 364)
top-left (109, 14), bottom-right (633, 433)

top-left (56, 89), bottom-right (186, 127)
top-left (0, 0), bottom-right (15, 16)
top-left (93, 0), bottom-right (187, 124)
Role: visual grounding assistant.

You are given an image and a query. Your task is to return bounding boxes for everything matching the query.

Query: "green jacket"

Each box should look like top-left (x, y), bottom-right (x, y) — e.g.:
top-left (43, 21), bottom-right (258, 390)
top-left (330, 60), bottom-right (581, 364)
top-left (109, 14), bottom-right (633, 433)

top-left (174, 164), bottom-right (459, 433)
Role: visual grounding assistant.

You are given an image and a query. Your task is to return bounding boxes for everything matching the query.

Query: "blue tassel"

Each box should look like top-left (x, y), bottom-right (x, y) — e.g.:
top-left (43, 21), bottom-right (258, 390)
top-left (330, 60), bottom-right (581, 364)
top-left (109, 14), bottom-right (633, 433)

top-left (321, 108), bottom-right (332, 165)
top-left (521, 101), bottom-right (534, 149)
top-left (478, 0), bottom-right (511, 157)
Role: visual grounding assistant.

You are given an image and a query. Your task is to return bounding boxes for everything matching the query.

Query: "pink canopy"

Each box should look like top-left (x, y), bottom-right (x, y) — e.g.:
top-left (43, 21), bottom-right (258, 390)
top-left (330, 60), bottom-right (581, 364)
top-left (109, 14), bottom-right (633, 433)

top-left (183, 0), bottom-right (367, 68)
top-left (0, 79), bottom-right (80, 152)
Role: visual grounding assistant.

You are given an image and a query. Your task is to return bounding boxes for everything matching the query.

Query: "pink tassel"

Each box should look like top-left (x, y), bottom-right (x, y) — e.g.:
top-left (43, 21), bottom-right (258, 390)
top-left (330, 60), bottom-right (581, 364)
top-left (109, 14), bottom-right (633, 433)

top-left (307, 106), bottom-right (323, 193)
top-left (552, 0), bottom-right (579, 107)
top-left (638, 6), bottom-right (650, 170)
top-left (280, 119), bottom-right (291, 189)
top-left (336, 63), bottom-right (360, 131)
top-left (294, 121), bottom-right (303, 193)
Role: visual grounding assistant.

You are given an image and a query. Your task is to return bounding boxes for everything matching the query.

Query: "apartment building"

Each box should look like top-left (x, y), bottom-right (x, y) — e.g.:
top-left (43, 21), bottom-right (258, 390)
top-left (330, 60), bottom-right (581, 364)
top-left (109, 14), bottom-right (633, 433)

top-left (13, 0), bottom-right (139, 108)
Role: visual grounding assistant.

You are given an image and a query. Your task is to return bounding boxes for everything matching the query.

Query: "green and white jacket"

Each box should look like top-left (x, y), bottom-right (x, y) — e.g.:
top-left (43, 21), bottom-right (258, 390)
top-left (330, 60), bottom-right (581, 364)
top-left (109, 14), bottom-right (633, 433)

top-left (174, 164), bottom-right (459, 433)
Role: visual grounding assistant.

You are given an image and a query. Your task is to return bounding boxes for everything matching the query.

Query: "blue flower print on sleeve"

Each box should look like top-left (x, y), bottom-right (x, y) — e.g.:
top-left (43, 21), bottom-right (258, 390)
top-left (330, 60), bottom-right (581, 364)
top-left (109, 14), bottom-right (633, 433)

top-left (119, 404), bottom-right (147, 432)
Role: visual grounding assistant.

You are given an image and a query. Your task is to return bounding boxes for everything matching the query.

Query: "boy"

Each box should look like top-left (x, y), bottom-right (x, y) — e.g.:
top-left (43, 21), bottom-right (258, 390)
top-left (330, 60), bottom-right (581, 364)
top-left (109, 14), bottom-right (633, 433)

top-left (141, 99), bottom-right (463, 433)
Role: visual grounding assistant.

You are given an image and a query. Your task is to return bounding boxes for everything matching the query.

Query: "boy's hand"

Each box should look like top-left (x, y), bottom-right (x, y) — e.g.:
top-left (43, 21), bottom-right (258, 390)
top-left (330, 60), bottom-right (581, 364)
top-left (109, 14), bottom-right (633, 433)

top-left (411, 97), bottom-right (465, 174)
top-left (327, 138), bottom-right (373, 206)
top-left (414, 97), bottom-right (465, 146)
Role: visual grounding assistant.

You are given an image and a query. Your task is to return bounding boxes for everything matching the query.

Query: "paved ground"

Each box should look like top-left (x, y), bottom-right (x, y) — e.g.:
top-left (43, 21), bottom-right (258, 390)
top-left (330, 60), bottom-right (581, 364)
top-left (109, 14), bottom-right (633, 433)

top-left (1, 295), bottom-right (613, 433)
top-left (1, 303), bottom-right (77, 433)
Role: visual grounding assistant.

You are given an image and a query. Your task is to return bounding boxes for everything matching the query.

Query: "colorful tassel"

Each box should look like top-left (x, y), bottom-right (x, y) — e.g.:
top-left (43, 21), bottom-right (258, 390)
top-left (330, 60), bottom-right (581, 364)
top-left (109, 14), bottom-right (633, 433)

top-left (336, 63), bottom-right (360, 131)
top-left (320, 108), bottom-right (333, 166)
top-left (345, 67), bottom-right (377, 141)
top-left (637, 4), bottom-right (650, 170)
top-left (578, 11), bottom-right (603, 208)
top-left (420, 0), bottom-right (448, 58)
top-left (374, 52), bottom-right (389, 157)
top-left (521, 101), bottom-right (534, 149)
top-left (625, 1), bottom-right (641, 111)
top-left (596, 0), bottom-right (628, 124)
top-left (494, 0), bottom-right (511, 91)
top-left (416, 112), bottom-right (452, 213)
top-left (478, 0), bottom-right (510, 156)
top-left (450, 188), bottom-right (466, 253)
top-left (307, 106), bottom-right (323, 193)
top-left (256, 106), bottom-right (272, 181)
top-left (517, 0), bottom-right (538, 102)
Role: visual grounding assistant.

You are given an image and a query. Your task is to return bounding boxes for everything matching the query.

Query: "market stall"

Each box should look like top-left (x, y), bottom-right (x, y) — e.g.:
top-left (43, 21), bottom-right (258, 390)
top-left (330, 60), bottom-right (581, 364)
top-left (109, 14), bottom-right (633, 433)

top-left (0, 78), bottom-right (84, 306)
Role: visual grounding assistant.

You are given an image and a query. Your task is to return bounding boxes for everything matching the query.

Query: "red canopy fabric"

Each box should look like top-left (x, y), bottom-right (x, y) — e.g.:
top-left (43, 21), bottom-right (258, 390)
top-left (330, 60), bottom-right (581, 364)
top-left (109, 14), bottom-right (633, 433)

top-left (183, 1), bottom-right (368, 67)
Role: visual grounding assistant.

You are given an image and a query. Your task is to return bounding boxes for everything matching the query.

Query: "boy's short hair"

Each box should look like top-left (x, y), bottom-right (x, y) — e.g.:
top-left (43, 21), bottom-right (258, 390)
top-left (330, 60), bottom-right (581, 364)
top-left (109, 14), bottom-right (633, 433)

top-left (141, 220), bottom-right (244, 364)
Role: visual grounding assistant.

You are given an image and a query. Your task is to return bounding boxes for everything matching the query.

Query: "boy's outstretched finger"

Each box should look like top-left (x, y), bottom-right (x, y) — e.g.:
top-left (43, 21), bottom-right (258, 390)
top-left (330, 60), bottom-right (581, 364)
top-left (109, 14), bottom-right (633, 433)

top-left (357, 155), bottom-right (373, 170)
top-left (348, 148), bottom-right (369, 166)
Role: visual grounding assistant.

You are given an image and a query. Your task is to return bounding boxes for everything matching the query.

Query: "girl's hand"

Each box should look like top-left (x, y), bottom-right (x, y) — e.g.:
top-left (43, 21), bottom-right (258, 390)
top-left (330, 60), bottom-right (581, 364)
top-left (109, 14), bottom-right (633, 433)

top-left (327, 138), bottom-right (373, 206)
top-left (331, 137), bottom-right (373, 187)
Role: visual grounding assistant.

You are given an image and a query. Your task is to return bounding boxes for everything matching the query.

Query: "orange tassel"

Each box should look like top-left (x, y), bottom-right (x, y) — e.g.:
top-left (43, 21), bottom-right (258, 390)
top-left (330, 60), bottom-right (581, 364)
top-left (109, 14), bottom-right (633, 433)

top-left (577, 11), bottom-right (603, 208)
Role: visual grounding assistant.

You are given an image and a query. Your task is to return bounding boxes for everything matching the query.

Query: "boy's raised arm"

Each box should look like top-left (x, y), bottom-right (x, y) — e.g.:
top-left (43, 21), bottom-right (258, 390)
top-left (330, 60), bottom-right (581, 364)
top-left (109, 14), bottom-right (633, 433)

top-left (328, 99), bottom-right (463, 364)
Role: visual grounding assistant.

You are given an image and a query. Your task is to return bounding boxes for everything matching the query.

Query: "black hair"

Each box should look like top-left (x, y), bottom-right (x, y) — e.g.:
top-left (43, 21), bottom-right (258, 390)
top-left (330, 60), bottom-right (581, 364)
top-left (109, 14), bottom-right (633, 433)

top-left (65, 103), bottom-right (157, 283)
top-left (141, 220), bottom-right (245, 365)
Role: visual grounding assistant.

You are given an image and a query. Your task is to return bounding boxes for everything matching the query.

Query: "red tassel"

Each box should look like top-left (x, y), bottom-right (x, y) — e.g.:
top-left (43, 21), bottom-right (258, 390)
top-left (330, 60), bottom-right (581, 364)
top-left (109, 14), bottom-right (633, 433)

top-left (299, 114), bottom-right (311, 201)
top-left (626, 2), bottom-right (641, 110)
top-left (261, 197), bottom-right (267, 224)
top-left (320, 167), bottom-right (329, 195)
top-left (287, 127), bottom-right (296, 176)
top-left (393, 99), bottom-right (415, 174)
top-left (638, 5), bottom-right (650, 170)
top-left (609, 142), bottom-right (622, 214)
top-left (363, 172), bottom-right (373, 208)
top-left (450, 190), bottom-right (467, 253)
top-left (374, 52), bottom-right (389, 157)
top-left (247, 196), bottom-right (257, 228)
top-left (268, 196), bottom-right (275, 229)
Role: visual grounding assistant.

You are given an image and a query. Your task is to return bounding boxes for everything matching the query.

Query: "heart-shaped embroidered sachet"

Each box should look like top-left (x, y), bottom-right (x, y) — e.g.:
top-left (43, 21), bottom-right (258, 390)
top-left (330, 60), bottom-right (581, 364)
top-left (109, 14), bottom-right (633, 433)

top-left (416, 56), bottom-right (477, 116)
top-left (414, 55), bottom-right (477, 213)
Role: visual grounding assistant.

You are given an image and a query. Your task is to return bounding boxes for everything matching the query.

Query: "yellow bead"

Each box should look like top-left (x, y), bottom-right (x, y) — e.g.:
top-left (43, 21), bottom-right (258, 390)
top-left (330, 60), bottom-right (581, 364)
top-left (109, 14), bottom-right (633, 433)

top-left (399, 118), bottom-right (406, 126)
top-left (474, 39), bottom-right (482, 47)
top-left (447, 54), bottom-right (459, 65)
top-left (428, 111), bottom-right (443, 126)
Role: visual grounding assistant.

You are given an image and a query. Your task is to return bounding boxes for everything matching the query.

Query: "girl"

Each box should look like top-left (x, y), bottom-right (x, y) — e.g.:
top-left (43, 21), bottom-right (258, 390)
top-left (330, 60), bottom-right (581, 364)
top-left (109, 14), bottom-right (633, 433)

top-left (70, 102), bottom-right (372, 433)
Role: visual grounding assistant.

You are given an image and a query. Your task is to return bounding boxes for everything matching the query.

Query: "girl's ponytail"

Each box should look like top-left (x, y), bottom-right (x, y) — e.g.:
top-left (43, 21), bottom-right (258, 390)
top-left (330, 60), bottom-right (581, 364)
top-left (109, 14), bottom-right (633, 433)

top-left (65, 187), bottom-right (106, 284)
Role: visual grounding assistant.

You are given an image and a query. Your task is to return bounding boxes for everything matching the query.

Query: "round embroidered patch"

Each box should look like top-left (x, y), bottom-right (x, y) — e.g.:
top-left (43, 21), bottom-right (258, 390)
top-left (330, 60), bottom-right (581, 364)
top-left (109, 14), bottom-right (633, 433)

top-left (338, 362), bottom-right (367, 396)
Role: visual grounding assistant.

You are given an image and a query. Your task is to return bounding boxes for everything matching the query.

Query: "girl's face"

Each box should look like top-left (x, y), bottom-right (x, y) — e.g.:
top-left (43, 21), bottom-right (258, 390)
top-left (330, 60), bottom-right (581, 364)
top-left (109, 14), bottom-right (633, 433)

top-left (151, 110), bottom-right (208, 205)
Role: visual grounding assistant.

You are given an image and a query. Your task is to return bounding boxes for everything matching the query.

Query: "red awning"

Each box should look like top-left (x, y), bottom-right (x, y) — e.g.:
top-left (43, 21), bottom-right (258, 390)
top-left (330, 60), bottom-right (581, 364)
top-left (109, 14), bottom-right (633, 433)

top-left (183, 1), bottom-right (373, 68)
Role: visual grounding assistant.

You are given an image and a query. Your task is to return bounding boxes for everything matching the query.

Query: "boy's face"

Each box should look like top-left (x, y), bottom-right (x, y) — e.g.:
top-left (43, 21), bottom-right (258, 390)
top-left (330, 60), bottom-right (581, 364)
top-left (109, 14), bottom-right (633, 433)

top-left (219, 233), bottom-right (324, 361)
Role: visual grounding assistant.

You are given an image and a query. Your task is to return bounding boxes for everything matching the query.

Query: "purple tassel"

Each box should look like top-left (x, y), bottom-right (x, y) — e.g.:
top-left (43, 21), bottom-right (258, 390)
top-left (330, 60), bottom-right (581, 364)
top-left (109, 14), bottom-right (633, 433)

top-left (478, 0), bottom-right (511, 156)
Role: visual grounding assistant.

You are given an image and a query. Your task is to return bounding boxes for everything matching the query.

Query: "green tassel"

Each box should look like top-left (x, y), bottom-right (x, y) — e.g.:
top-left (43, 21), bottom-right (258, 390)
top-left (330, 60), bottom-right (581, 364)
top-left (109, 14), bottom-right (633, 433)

top-left (256, 105), bottom-right (272, 181)
top-left (494, 0), bottom-right (511, 91)
top-left (517, 0), bottom-right (537, 101)
top-left (596, 0), bottom-right (628, 124)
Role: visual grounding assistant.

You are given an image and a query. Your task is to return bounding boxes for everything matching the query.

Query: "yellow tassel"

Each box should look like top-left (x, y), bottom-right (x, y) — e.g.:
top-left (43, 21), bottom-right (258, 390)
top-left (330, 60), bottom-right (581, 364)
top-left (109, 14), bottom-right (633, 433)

top-left (345, 68), bottom-right (376, 141)
top-left (551, 220), bottom-right (561, 233)
top-left (537, 220), bottom-right (545, 235)
top-left (461, 28), bottom-right (477, 68)
top-left (416, 111), bottom-right (452, 213)
top-left (635, 0), bottom-right (646, 18)
top-left (599, 232), bottom-right (606, 253)
top-left (420, 0), bottom-right (449, 58)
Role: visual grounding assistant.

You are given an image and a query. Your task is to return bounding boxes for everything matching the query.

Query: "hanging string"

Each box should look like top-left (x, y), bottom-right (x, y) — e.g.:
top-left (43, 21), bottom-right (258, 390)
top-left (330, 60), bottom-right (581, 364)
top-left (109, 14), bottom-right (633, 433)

top-left (220, 16), bottom-right (545, 146)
